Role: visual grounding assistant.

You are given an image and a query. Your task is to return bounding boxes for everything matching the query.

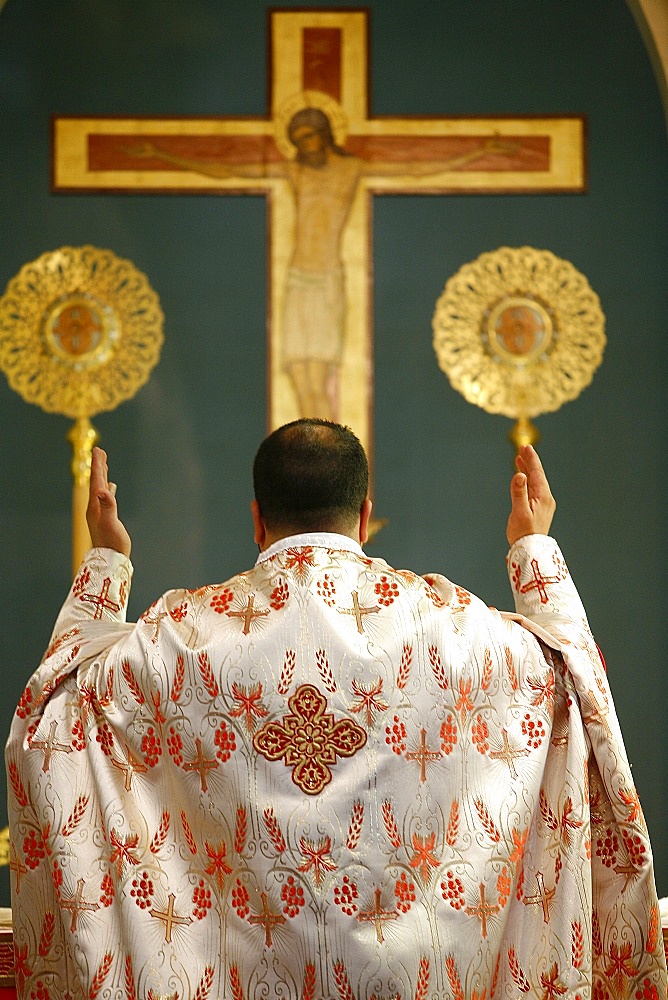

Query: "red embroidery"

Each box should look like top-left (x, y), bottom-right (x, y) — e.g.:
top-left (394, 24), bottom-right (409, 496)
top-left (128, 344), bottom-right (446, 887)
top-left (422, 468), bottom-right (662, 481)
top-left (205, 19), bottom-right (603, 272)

top-left (253, 684), bottom-right (367, 794)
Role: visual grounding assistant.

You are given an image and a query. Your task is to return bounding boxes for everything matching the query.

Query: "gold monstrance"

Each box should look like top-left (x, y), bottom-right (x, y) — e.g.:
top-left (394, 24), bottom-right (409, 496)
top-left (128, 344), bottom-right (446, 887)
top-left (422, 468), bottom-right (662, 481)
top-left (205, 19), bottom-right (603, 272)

top-left (432, 246), bottom-right (606, 449)
top-left (0, 246), bottom-right (163, 574)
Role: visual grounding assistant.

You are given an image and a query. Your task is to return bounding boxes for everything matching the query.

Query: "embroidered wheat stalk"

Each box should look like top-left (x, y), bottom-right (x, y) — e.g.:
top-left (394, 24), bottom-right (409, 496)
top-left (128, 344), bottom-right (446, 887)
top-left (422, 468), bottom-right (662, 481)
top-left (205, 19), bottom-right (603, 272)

top-left (263, 807), bottom-right (286, 854)
top-left (346, 800), bottom-right (364, 850)
top-left (89, 951), bottom-right (113, 998)
top-left (445, 956), bottom-right (464, 1000)
top-left (37, 911), bottom-right (54, 957)
top-left (474, 797), bottom-right (501, 843)
top-left (194, 964), bottom-right (215, 1000)
top-left (235, 805), bottom-right (247, 855)
top-left (397, 643), bottom-right (413, 689)
top-left (428, 644), bottom-right (449, 691)
top-left (149, 811), bottom-right (170, 854)
top-left (122, 659), bottom-right (145, 704)
top-left (278, 648), bottom-right (296, 694)
top-left (445, 799), bottom-right (460, 846)
top-left (61, 794), bottom-right (89, 837)
top-left (197, 650), bottom-right (219, 698)
top-left (381, 799), bottom-right (402, 848)
top-left (171, 655), bottom-right (185, 702)
top-left (508, 948), bottom-right (530, 993)
top-left (316, 649), bottom-right (337, 692)
top-left (181, 810), bottom-right (198, 855)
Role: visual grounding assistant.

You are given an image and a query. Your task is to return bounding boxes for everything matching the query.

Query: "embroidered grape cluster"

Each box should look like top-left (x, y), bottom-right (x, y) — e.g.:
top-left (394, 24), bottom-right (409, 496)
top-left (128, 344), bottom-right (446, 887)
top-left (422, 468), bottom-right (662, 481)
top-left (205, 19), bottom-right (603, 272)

top-left (141, 726), bottom-right (162, 767)
top-left (521, 712), bottom-right (546, 749)
top-left (23, 830), bottom-right (46, 870)
top-left (232, 879), bottom-right (250, 918)
top-left (635, 978), bottom-right (659, 1000)
top-left (193, 878), bottom-right (212, 920)
top-left (169, 601), bottom-right (188, 622)
top-left (16, 685), bottom-right (33, 719)
top-left (374, 576), bottom-right (399, 606)
top-left (29, 980), bottom-right (50, 1000)
top-left (281, 875), bottom-right (305, 917)
top-left (214, 721), bottom-right (236, 761)
top-left (130, 871), bottom-right (155, 909)
top-left (440, 715), bottom-right (458, 755)
top-left (333, 875), bottom-right (359, 915)
top-left (100, 873), bottom-right (114, 907)
top-left (385, 716), bottom-right (407, 755)
top-left (441, 870), bottom-right (465, 909)
top-left (95, 722), bottom-right (114, 757)
top-left (595, 828), bottom-right (619, 867)
top-left (71, 719), bottom-right (86, 751)
top-left (167, 727), bottom-right (184, 766)
top-left (394, 872), bottom-right (416, 913)
top-left (622, 829), bottom-right (646, 868)
top-left (316, 574), bottom-right (336, 606)
top-left (471, 717), bottom-right (489, 754)
top-left (210, 588), bottom-right (234, 614)
top-left (270, 581), bottom-right (289, 610)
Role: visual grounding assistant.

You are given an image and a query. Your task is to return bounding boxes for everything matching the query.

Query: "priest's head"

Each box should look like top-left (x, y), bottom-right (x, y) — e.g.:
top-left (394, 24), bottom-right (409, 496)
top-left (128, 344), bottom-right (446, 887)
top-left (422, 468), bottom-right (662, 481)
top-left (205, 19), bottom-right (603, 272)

top-left (251, 418), bottom-right (371, 548)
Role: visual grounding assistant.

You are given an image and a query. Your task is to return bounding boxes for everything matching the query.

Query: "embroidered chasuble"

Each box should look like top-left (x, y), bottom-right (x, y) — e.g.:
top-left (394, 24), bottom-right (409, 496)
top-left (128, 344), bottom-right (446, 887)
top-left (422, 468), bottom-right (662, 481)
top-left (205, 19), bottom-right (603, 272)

top-left (6, 534), bottom-right (666, 1000)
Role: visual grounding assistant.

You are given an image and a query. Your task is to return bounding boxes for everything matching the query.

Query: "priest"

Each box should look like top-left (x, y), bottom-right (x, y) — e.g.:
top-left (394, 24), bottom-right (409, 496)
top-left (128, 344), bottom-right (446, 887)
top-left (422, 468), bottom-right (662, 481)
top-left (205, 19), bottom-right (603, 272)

top-left (6, 419), bottom-right (666, 1000)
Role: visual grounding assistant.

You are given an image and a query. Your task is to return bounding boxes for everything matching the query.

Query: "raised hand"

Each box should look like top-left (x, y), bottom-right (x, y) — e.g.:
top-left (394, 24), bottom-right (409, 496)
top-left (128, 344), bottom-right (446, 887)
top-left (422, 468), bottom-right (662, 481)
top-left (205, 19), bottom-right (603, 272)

top-left (86, 447), bottom-right (132, 557)
top-left (506, 445), bottom-right (556, 546)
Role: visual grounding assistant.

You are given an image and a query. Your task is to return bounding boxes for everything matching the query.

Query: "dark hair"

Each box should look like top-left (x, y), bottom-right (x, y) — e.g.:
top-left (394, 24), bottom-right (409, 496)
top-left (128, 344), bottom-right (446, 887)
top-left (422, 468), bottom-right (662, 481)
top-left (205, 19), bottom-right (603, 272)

top-left (253, 419), bottom-right (368, 532)
top-left (287, 107), bottom-right (349, 158)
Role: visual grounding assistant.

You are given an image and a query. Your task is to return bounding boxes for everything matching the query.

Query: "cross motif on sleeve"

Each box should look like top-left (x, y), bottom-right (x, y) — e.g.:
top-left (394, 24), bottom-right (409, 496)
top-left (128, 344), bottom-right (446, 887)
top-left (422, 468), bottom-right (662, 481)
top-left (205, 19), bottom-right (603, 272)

top-left (516, 558), bottom-right (565, 605)
top-left (226, 594), bottom-right (270, 635)
top-left (405, 728), bottom-right (442, 783)
top-left (489, 728), bottom-right (530, 778)
top-left (338, 590), bottom-right (380, 634)
top-left (248, 891), bottom-right (286, 947)
top-left (150, 892), bottom-right (193, 942)
top-left (60, 877), bottom-right (100, 931)
top-left (182, 737), bottom-right (219, 792)
top-left (79, 577), bottom-right (121, 619)
top-left (356, 886), bottom-right (398, 943)
top-left (29, 720), bottom-right (73, 772)
top-left (9, 848), bottom-right (27, 893)
top-left (464, 882), bottom-right (499, 939)
top-left (522, 870), bottom-right (556, 922)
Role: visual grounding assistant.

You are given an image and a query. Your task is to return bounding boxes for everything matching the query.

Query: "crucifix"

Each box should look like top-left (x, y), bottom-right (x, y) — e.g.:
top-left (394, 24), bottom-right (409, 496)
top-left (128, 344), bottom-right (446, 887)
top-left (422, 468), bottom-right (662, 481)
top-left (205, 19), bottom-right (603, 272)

top-left (52, 8), bottom-right (584, 461)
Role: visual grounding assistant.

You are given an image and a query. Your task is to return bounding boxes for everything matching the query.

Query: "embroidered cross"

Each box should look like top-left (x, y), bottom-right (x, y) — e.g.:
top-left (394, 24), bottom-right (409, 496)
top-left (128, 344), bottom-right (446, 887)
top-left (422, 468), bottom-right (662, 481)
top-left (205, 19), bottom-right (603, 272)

top-left (111, 744), bottom-right (148, 791)
top-left (182, 737), bottom-right (219, 792)
top-left (142, 607), bottom-right (169, 642)
top-left (248, 891), bottom-right (286, 946)
top-left (29, 720), bottom-right (73, 772)
top-left (465, 882), bottom-right (499, 939)
top-left (356, 887), bottom-right (397, 943)
top-left (226, 594), bottom-right (270, 634)
top-left (516, 558), bottom-right (564, 605)
top-left (405, 728), bottom-right (442, 783)
top-left (613, 860), bottom-right (640, 891)
top-left (489, 728), bottom-right (529, 778)
top-left (9, 848), bottom-right (27, 892)
top-left (338, 590), bottom-right (380, 633)
top-left (150, 892), bottom-right (193, 942)
top-left (60, 877), bottom-right (100, 931)
top-left (522, 870), bottom-right (555, 922)
top-left (79, 577), bottom-right (121, 619)
top-left (253, 683), bottom-right (367, 794)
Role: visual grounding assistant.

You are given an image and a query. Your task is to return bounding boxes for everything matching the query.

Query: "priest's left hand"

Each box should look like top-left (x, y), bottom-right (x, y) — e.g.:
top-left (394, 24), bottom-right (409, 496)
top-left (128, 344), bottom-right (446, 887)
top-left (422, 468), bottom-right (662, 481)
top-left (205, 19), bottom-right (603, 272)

top-left (86, 447), bottom-right (132, 557)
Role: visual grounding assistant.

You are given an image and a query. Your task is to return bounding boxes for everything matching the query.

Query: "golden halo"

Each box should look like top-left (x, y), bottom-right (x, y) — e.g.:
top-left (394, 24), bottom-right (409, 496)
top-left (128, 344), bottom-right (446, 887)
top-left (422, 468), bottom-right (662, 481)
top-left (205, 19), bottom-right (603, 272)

top-left (273, 90), bottom-right (349, 160)
top-left (432, 246), bottom-right (605, 419)
top-left (0, 245), bottom-right (164, 419)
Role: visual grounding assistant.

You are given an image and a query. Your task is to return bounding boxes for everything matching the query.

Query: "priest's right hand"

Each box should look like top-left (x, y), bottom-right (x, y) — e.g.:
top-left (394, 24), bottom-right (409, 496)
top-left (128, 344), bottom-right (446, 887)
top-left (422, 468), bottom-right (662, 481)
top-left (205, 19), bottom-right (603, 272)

top-left (86, 447), bottom-right (132, 557)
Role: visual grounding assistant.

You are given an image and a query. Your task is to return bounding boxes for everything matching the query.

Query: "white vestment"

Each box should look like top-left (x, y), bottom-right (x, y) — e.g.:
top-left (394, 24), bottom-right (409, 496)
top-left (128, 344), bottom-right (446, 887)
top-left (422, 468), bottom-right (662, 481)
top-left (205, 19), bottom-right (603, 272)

top-left (6, 533), bottom-right (667, 1000)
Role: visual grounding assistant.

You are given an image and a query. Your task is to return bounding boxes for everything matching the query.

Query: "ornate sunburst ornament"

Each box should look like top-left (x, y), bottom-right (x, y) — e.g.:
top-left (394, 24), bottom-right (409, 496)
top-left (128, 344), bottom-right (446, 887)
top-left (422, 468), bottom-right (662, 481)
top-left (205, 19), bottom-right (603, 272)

top-left (0, 245), bottom-right (163, 571)
top-left (0, 245), bottom-right (163, 419)
top-left (432, 246), bottom-right (605, 447)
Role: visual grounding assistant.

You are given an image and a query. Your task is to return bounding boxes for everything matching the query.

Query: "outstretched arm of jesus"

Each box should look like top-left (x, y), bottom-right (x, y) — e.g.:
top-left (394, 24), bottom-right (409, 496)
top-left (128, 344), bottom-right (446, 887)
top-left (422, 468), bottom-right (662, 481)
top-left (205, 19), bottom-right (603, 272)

top-left (124, 140), bottom-right (287, 180)
top-left (86, 447), bottom-right (132, 557)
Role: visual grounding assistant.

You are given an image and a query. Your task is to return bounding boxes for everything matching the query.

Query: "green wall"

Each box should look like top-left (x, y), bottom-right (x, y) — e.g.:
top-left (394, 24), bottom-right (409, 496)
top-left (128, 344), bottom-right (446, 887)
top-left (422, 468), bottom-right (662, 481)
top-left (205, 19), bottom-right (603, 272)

top-left (1, 0), bottom-right (666, 907)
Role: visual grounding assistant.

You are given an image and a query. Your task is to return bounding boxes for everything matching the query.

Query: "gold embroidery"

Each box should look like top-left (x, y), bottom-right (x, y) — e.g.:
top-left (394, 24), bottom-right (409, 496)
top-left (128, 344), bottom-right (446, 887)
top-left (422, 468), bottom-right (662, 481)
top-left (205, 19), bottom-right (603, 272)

top-left (253, 684), bottom-right (367, 794)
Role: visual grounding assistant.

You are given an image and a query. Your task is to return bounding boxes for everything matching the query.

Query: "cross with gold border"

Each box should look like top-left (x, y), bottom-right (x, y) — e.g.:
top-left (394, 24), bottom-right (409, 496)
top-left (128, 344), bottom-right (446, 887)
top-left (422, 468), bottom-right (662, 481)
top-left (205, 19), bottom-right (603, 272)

top-left (29, 719), bottom-right (73, 772)
top-left (226, 593), bottom-right (270, 635)
top-left (522, 870), bottom-right (556, 922)
top-left (338, 590), bottom-right (380, 634)
top-left (111, 744), bottom-right (148, 791)
top-left (182, 737), bottom-right (219, 791)
top-left (150, 892), bottom-right (193, 942)
top-left (405, 727), bottom-right (442, 783)
top-left (356, 886), bottom-right (398, 943)
top-left (489, 728), bottom-right (529, 779)
top-left (52, 9), bottom-right (584, 456)
top-left (60, 877), bottom-right (100, 931)
top-left (248, 890), bottom-right (286, 947)
top-left (464, 881), bottom-right (499, 939)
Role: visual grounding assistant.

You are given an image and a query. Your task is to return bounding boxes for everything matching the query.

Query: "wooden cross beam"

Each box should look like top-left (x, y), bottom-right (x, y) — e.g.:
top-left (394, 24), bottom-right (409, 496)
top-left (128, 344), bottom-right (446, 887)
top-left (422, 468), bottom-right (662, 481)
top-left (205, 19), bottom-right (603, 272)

top-left (52, 9), bottom-right (585, 457)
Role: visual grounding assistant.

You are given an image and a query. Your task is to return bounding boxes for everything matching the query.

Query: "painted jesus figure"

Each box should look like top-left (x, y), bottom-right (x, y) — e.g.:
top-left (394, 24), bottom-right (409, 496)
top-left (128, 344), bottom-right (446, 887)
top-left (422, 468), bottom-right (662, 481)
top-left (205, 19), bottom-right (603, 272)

top-left (129, 108), bottom-right (507, 421)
